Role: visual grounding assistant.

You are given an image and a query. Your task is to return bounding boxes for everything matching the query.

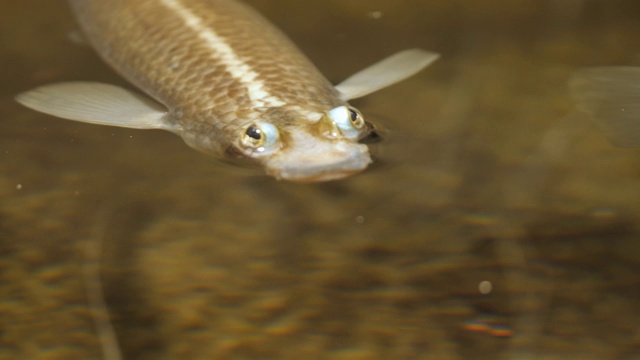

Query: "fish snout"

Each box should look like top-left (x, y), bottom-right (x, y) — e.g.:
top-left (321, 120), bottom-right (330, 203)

top-left (266, 142), bottom-right (371, 182)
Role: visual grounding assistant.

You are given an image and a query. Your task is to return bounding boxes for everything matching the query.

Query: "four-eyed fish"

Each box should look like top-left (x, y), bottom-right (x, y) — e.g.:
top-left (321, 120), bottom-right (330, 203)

top-left (17, 0), bottom-right (439, 182)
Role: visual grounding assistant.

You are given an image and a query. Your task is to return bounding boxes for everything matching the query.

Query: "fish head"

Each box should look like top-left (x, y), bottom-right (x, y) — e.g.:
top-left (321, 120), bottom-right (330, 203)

top-left (234, 105), bottom-right (373, 182)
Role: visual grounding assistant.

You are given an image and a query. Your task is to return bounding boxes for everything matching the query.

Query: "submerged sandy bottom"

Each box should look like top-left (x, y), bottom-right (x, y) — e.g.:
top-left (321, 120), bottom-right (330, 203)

top-left (1, 1), bottom-right (640, 359)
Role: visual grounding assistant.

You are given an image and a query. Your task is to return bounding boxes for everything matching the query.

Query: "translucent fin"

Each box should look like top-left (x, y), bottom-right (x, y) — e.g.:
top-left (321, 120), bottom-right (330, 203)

top-left (15, 82), bottom-right (175, 132)
top-left (569, 67), bottom-right (640, 147)
top-left (67, 30), bottom-right (88, 46)
top-left (335, 49), bottom-right (440, 101)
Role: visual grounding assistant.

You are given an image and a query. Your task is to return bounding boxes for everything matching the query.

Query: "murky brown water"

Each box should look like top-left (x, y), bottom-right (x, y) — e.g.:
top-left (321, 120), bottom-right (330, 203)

top-left (2, 1), bottom-right (640, 359)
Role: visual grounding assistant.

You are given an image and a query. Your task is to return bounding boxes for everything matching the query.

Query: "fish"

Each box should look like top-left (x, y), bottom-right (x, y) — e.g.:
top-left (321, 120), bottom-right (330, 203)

top-left (570, 67), bottom-right (640, 148)
top-left (16, 0), bottom-right (439, 182)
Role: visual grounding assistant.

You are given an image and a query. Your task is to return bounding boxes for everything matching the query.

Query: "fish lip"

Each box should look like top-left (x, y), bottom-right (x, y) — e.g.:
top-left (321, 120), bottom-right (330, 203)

top-left (265, 144), bottom-right (372, 182)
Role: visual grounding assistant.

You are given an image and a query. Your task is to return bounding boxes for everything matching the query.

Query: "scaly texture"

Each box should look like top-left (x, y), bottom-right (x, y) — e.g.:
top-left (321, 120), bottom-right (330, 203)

top-left (68, 0), bottom-right (343, 155)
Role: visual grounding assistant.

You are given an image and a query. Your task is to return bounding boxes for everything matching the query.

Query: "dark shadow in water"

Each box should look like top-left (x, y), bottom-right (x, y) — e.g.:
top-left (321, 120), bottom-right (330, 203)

top-left (96, 200), bottom-right (169, 359)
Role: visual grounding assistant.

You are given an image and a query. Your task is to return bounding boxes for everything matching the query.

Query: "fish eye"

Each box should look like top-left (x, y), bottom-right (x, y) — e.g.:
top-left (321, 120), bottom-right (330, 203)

top-left (348, 108), bottom-right (365, 129)
top-left (240, 122), bottom-right (279, 153)
top-left (328, 106), bottom-right (366, 140)
top-left (244, 125), bottom-right (263, 144)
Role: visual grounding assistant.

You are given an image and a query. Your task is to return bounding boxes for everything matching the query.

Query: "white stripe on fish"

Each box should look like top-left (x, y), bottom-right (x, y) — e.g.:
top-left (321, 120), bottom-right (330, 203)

top-left (159, 0), bottom-right (285, 109)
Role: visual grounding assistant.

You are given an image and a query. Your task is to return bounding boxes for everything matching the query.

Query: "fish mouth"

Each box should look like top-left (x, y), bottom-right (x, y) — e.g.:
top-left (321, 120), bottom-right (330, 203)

top-left (265, 143), bottom-right (372, 182)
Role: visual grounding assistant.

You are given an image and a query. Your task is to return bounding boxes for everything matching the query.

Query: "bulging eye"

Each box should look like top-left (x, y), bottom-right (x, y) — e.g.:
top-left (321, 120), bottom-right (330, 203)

top-left (240, 122), bottom-right (279, 153)
top-left (328, 106), bottom-right (366, 140)
top-left (348, 108), bottom-right (365, 129)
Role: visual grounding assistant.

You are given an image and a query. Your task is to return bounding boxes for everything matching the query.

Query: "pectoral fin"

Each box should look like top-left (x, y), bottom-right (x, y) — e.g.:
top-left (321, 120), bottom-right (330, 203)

top-left (16, 82), bottom-right (175, 132)
top-left (569, 67), bottom-right (640, 147)
top-left (335, 49), bottom-right (440, 101)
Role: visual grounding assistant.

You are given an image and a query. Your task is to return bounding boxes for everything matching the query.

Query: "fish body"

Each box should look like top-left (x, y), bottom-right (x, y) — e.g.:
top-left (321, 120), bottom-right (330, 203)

top-left (17, 0), bottom-right (439, 181)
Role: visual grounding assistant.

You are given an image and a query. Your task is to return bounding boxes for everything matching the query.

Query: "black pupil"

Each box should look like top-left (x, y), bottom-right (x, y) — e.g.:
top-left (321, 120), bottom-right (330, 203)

top-left (246, 126), bottom-right (262, 140)
top-left (349, 109), bottom-right (358, 122)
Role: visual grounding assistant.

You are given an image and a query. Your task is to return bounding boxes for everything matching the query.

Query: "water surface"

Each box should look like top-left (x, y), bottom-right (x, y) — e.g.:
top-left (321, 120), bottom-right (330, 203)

top-left (1, 1), bottom-right (640, 359)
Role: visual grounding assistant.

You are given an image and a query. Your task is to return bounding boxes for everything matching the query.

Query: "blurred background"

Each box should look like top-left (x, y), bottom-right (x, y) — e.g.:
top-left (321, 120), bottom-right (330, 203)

top-left (1, 1), bottom-right (640, 359)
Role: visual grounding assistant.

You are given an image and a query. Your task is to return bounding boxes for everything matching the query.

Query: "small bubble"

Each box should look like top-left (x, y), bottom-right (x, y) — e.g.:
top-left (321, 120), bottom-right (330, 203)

top-left (16, 184), bottom-right (22, 190)
top-left (367, 11), bottom-right (383, 19)
top-left (478, 280), bottom-right (492, 294)
top-left (355, 215), bottom-right (365, 224)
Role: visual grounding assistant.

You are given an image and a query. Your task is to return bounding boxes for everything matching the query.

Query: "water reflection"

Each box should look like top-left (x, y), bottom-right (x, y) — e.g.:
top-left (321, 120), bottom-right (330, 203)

top-left (1, 1), bottom-right (640, 359)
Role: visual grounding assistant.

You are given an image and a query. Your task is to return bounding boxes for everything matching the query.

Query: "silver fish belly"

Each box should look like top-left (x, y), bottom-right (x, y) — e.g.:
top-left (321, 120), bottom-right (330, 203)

top-left (17, 0), bottom-right (439, 182)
